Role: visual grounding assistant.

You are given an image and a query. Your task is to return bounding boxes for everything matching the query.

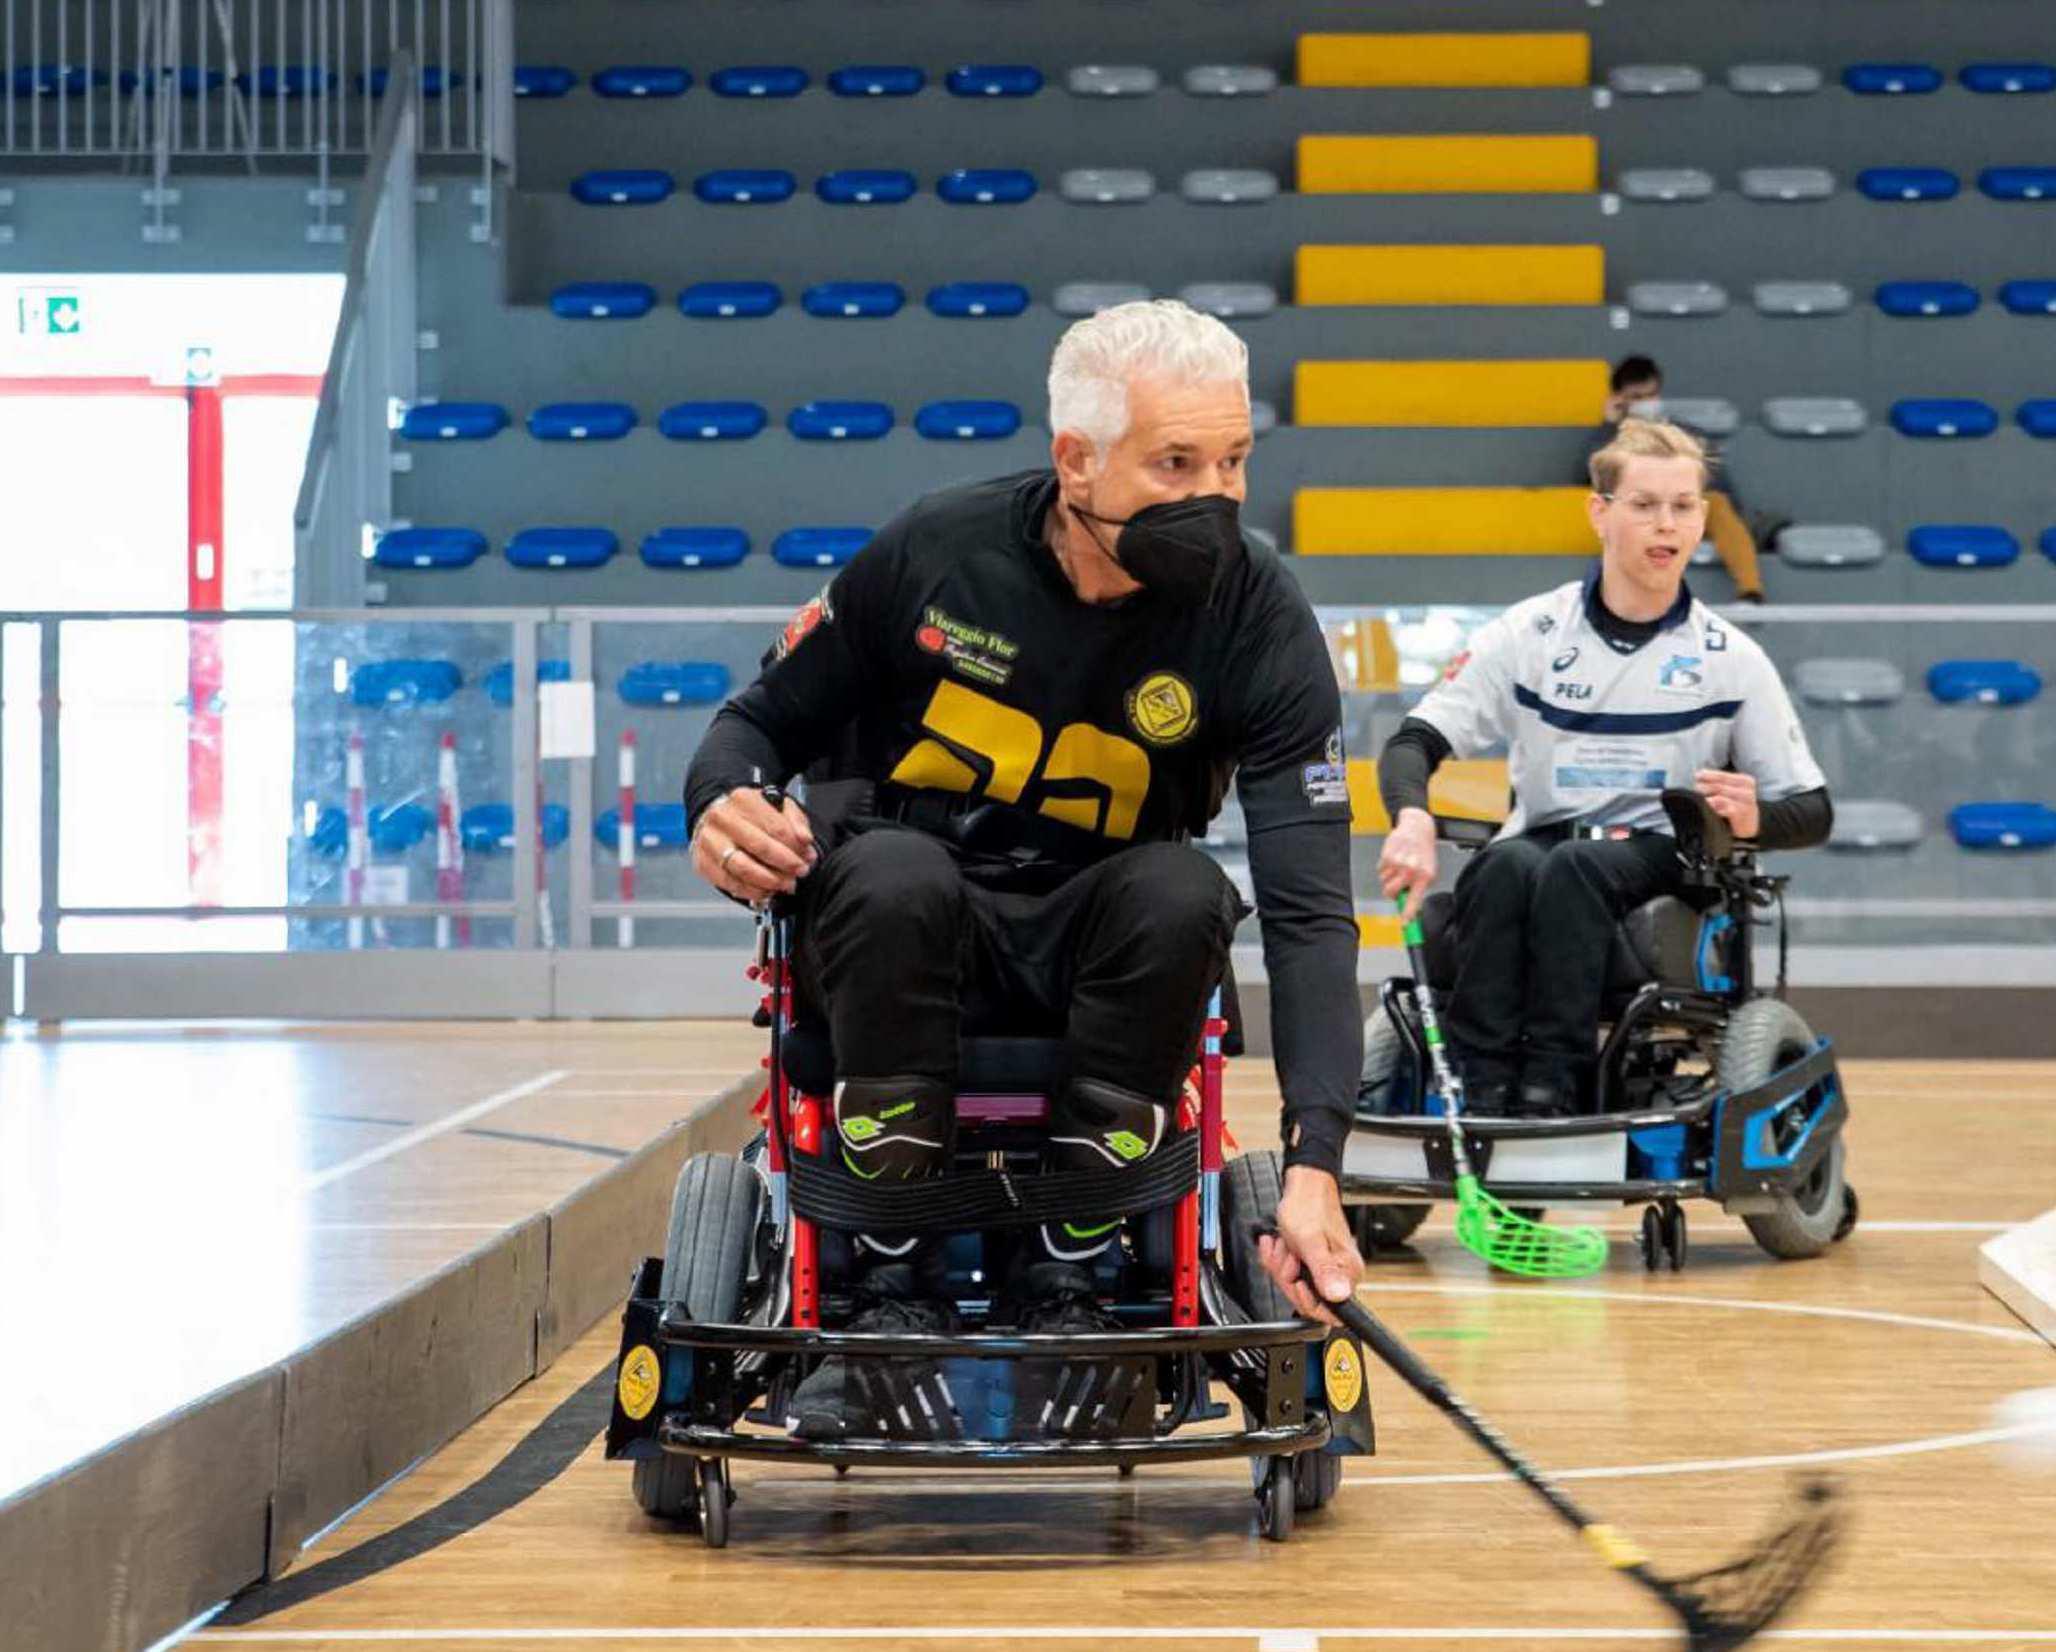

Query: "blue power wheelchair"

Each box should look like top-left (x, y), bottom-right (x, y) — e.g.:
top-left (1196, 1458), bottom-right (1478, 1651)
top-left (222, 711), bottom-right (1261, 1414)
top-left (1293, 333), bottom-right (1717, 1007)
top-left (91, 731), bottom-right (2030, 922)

top-left (1347, 790), bottom-right (1859, 1270)
top-left (605, 909), bottom-right (1374, 1545)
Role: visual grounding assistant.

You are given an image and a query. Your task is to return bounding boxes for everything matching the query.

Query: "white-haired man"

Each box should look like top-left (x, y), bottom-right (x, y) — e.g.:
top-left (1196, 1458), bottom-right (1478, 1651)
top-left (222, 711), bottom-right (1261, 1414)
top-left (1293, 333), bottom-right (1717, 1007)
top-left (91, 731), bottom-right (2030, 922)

top-left (684, 300), bottom-right (1366, 1438)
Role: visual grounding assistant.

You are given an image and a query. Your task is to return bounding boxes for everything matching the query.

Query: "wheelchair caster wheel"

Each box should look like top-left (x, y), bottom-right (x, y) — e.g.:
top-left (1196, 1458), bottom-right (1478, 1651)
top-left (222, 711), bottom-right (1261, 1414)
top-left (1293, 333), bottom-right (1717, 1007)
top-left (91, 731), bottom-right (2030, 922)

top-left (697, 1458), bottom-right (732, 1548)
top-left (1255, 1455), bottom-right (1295, 1542)
top-left (1639, 1202), bottom-right (1687, 1272)
top-left (1661, 1202), bottom-right (1687, 1272)
top-left (833, 1464), bottom-right (851, 1479)
top-left (1118, 1463), bottom-right (1137, 1479)
top-left (1639, 1205), bottom-right (1663, 1272)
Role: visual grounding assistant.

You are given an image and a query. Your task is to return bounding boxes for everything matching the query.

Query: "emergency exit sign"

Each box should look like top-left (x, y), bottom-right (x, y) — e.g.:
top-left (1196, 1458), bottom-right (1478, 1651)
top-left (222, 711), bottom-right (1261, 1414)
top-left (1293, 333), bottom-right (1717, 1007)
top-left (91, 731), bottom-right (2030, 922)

top-left (17, 289), bottom-right (83, 335)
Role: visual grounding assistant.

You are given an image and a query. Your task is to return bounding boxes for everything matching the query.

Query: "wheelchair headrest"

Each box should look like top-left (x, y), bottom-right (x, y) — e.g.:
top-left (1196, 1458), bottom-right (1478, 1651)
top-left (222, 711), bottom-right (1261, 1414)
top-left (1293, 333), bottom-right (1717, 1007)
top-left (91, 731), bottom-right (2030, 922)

top-left (1661, 787), bottom-right (1735, 861)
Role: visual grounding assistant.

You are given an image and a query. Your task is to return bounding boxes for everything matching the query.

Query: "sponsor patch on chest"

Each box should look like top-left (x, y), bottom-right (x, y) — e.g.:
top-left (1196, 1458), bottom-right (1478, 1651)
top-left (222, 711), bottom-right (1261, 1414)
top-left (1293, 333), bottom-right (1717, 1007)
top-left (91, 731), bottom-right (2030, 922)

top-left (916, 606), bottom-right (1019, 688)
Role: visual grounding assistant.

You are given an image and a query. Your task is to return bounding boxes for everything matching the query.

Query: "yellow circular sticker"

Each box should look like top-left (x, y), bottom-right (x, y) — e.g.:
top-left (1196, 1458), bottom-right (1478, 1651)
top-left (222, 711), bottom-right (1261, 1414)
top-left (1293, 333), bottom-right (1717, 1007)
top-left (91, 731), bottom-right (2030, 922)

top-left (618, 1344), bottom-right (662, 1421)
top-left (1323, 1336), bottom-right (1364, 1414)
top-left (1126, 670), bottom-right (1198, 746)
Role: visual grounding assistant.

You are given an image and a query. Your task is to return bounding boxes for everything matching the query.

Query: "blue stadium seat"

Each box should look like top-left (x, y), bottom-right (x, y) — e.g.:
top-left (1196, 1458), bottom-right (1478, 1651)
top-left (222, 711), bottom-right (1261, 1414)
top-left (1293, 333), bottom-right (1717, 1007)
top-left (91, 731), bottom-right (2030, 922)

top-left (360, 66), bottom-right (462, 98)
top-left (947, 65), bottom-right (1043, 98)
top-left (1890, 398), bottom-right (1999, 438)
top-left (1981, 167), bottom-right (2056, 201)
top-left (594, 66), bottom-right (690, 99)
top-left (938, 169), bottom-right (1038, 204)
top-left (595, 803), bottom-right (692, 851)
top-left (640, 527), bottom-right (751, 569)
top-left (657, 401), bottom-right (769, 440)
top-left (306, 806), bottom-right (349, 858)
top-left (1927, 660), bottom-right (2043, 705)
top-left (236, 66), bottom-right (335, 97)
top-left (678, 281), bottom-right (783, 319)
top-left (14, 65), bottom-right (107, 96)
top-left (506, 527), bottom-right (618, 569)
top-left (710, 66), bottom-right (808, 98)
top-left (571, 169), bottom-right (675, 205)
top-left (802, 281), bottom-right (906, 317)
top-left (1875, 280), bottom-right (1979, 317)
top-left (2044, 528), bottom-right (2056, 564)
top-left (370, 803), bottom-right (437, 856)
top-left (513, 65), bottom-right (577, 99)
top-left (828, 65), bottom-right (925, 98)
top-left (1856, 167), bottom-right (1959, 201)
top-left (2000, 280), bottom-right (2056, 314)
top-left (398, 402), bottom-right (509, 441)
top-left (788, 401), bottom-right (894, 440)
top-left (372, 527), bottom-right (488, 570)
top-left (527, 402), bottom-right (638, 441)
top-left (774, 527), bottom-right (870, 567)
top-left (1962, 63), bottom-right (2056, 95)
top-left (816, 169), bottom-right (920, 204)
top-left (619, 661), bottom-right (733, 707)
top-left (1948, 802), bottom-right (2056, 850)
top-left (484, 659), bottom-right (573, 706)
top-left (350, 659), bottom-right (463, 708)
top-left (694, 169), bottom-right (797, 204)
top-left (1907, 525), bottom-right (2019, 567)
top-left (927, 282), bottom-right (1030, 318)
top-left (461, 803), bottom-right (572, 853)
top-left (1841, 63), bottom-right (1942, 95)
top-left (914, 400), bottom-right (1023, 440)
top-left (550, 282), bottom-right (657, 320)
top-left (2018, 400), bottom-right (2056, 437)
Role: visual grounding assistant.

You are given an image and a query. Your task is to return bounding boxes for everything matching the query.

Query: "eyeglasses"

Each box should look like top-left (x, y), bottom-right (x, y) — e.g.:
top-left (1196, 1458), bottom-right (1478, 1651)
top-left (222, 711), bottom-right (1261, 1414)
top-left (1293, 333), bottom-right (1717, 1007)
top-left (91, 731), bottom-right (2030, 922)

top-left (1602, 492), bottom-right (1708, 523)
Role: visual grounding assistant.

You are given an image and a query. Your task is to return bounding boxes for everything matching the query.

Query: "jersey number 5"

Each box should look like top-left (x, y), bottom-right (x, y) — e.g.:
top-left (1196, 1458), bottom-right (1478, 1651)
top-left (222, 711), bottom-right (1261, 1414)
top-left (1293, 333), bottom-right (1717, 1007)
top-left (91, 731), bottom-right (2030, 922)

top-left (888, 679), bottom-right (1151, 840)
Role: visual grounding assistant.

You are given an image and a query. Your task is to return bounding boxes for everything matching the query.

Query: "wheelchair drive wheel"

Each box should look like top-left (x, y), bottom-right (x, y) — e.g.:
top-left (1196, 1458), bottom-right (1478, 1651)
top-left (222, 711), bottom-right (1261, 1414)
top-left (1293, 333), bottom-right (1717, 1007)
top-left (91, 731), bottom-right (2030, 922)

top-left (1354, 1010), bottom-right (1431, 1252)
top-left (632, 1153), bottom-right (763, 1524)
top-left (1352, 1202), bottom-right (1429, 1253)
top-left (1719, 1000), bottom-right (1850, 1261)
top-left (1220, 1150), bottom-right (1298, 1320)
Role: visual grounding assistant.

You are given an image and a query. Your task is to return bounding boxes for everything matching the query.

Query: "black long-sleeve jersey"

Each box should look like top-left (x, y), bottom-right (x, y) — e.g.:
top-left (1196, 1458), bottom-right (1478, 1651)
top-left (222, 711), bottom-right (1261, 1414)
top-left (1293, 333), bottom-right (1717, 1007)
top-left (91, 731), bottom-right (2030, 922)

top-left (685, 469), bottom-right (1363, 1177)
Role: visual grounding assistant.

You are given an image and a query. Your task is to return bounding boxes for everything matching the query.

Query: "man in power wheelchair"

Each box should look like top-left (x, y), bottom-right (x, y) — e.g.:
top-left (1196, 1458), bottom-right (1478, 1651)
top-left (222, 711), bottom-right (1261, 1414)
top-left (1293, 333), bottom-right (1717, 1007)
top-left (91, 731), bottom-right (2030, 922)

top-left (1351, 418), bottom-right (1857, 1269)
top-left (602, 301), bottom-right (1374, 1540)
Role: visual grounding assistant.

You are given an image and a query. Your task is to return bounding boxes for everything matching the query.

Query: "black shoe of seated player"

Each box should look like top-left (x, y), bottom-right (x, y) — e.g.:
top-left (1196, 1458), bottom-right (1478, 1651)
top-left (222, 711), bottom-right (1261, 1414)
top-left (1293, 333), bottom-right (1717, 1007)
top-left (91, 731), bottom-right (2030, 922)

top-left (787, 1265), bottom-right (961, 1442)
top-left (1010, 1260), bottom-right (1123, 1336)
top-left (1515, 1070), bottom-right (1582, 1120)
top-left (1458, 1061), bottom-right (1520, 1117)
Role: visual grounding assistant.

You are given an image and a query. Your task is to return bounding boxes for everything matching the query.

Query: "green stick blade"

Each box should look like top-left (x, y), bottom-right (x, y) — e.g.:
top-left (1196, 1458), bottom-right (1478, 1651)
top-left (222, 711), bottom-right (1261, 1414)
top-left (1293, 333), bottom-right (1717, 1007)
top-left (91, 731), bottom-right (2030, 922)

top-left (1454, 1176), bottom-right (1610, 1279)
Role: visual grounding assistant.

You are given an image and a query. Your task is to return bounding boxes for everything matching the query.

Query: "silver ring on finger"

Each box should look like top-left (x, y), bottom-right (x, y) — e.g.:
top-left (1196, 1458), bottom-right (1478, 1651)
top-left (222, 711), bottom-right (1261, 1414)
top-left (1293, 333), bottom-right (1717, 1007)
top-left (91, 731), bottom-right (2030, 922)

top-left (719, 845), bottom-right (740, 874)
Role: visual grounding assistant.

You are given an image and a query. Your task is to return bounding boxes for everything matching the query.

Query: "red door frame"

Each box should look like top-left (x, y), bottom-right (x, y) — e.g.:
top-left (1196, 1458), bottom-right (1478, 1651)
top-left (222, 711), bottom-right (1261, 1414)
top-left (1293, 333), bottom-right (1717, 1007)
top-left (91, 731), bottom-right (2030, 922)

top-left (0, 372), bottom-right (324, 902)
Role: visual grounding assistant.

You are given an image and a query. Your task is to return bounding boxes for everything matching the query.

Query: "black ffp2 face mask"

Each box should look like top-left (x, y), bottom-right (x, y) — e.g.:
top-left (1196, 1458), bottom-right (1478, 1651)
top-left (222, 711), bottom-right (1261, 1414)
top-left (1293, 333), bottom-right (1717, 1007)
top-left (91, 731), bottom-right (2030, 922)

top-left (1070, 492), bottom-right (1244, 607)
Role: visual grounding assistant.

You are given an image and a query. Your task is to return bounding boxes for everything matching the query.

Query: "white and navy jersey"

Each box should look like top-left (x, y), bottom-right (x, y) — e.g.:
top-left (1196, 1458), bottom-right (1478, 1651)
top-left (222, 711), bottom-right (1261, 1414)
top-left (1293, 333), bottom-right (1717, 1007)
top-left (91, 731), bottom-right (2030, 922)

top-left (1409, 574), bottom-right (1826, 840)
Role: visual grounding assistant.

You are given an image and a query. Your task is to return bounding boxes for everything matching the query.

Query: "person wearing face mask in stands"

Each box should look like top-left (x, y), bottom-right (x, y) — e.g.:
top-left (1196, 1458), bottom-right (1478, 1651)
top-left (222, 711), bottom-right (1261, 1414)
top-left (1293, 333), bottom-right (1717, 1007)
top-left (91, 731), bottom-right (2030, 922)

top-left (683, 300), bottom-right (1366, 1438)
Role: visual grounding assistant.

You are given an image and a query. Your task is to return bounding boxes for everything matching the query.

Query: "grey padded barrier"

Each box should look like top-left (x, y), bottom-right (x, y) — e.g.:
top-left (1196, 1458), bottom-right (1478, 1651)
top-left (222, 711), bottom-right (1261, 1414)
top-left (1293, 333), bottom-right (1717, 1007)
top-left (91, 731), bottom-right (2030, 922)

top-left (1066, 65), bottom-right (1161, 98)
top-left (1181, 169), bottom-right (1280, 204)
top-left (1178, 281), bottom-right (1278, 318)
top-left (1740, 166), bottom-right (1837, 202)
top-left (1794, 657), bottom-right (1906, 705)
top-left (1728, 64), bottom-right (1824, 97)
top-left (1061, 168), bottom-right (1157, 204)
top-left (1250, 399), bottom-right (1279, 436)
top-left (1753, 281), bottom-right (1853, 317)
top-left (1777, 524), bottom-right (1886, 567)
top-left (1763, 397), bottom-right (1869, 436)
top-left (1627, 281), bottom-right (1730, 317)
top-left (1183, 65), bottom-right (1277, 98)
top-left (1608, 65), bottom-right (1706, 97)
top-left (1619, 168), bottom-right (1717, 202)
top-left (1827, 800), bottom-right (1924, 850)
top-left (1650, 396), bottom-right (1740, 436)
top-left (1053, 281), bottom-right (1153, 315)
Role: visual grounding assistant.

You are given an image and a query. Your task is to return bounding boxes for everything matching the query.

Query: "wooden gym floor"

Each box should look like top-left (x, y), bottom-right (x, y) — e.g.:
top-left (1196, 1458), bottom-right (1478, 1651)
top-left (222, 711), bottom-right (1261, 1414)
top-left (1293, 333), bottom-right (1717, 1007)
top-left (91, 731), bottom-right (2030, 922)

top-left (144, 1048), bottom-right (2056, 1651)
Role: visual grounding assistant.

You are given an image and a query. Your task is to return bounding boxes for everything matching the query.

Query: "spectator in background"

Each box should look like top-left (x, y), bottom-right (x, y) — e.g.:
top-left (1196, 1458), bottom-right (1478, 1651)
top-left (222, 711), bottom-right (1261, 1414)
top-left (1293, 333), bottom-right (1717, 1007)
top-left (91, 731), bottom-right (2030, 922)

top-left (1581, 356), bottom-right (1767, 604)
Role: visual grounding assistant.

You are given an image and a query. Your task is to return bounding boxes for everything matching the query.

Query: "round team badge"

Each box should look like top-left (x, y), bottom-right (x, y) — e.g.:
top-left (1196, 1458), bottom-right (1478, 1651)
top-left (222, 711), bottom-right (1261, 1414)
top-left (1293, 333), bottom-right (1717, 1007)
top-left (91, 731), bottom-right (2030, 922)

top-left (1125, 670), bottom-right (1198, 745)
top-left (617, 1343), bottom-right (663, 1421)
top-left (1323, 1335), bottom-right (1364, 1413)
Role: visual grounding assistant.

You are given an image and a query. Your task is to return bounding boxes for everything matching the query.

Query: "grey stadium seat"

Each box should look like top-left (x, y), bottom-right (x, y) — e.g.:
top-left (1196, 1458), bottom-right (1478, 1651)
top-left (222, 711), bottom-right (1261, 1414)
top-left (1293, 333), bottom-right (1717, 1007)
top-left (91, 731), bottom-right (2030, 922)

top-left (1754, 280), bottom-right (1853, 317)
top-left (1795, 658), bottom-right (1905, 705)
top-left (1763, 397), bottom-right (1868, 437)
top-left (1728, 63), bottom-right (1824, 97)
top-left (1250, 399), bottom-right (1279, 436)
top-left (1177, 282), bottom-right (1278, 318)
top-left (1619, 168), bottom-right (1717, 203)
top-left (1649, 397), bottom-right (1740, 436)
top-left (1608, 64), bottom-right (1705, 96)
top-left (1181, 169), bottom-right (1279, 204)
top-left (1777, 524), bottom-right (1885, 567)
top-left (1828, 800), bottom-right (1923, 851)
top-left (1061, 168), bottom-right (1156, 204)
top-left (1183, 65), bottom-right (1277, 98)
top-left (1628, 281), bottom-right (1730, 317)
top-left (1740, 166), bottom-right (1837, 202)
top-left (1066, 65), bottom-right (1160, 98)
top-left (1052, 281), bottom-right (1152, 316)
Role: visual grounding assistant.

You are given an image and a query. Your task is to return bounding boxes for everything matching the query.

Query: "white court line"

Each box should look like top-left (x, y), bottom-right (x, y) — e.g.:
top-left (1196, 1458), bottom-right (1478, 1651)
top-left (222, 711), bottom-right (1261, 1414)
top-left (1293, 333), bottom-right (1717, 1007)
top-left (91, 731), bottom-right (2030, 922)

top-left (188, 1627), bottom-right (2056, 1644)
top-left (301, 1071), bottom-right (569, 1191)
top-left (304, 1223), bottom-right (509, 1233)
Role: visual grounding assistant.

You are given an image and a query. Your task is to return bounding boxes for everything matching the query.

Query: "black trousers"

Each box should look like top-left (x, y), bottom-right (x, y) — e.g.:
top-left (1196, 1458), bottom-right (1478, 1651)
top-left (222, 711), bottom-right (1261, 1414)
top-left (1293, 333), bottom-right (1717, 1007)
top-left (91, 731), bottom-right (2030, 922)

top-left (1443, 831), bottom-right (1683, 1085)
top-left (795, 825), bottom-right (1239, 1108)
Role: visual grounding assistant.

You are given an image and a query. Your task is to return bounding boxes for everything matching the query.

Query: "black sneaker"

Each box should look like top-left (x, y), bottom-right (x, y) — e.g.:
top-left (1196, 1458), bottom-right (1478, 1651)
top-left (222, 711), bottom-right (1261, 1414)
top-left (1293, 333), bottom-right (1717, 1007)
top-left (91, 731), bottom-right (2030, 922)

top-left (1011, 1261), bottom-right (1123, 1336)
top-left (1516, 1069), bottom-right (1583, 1119)
top-left (786, 1277), bottom-right (961, 1442)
